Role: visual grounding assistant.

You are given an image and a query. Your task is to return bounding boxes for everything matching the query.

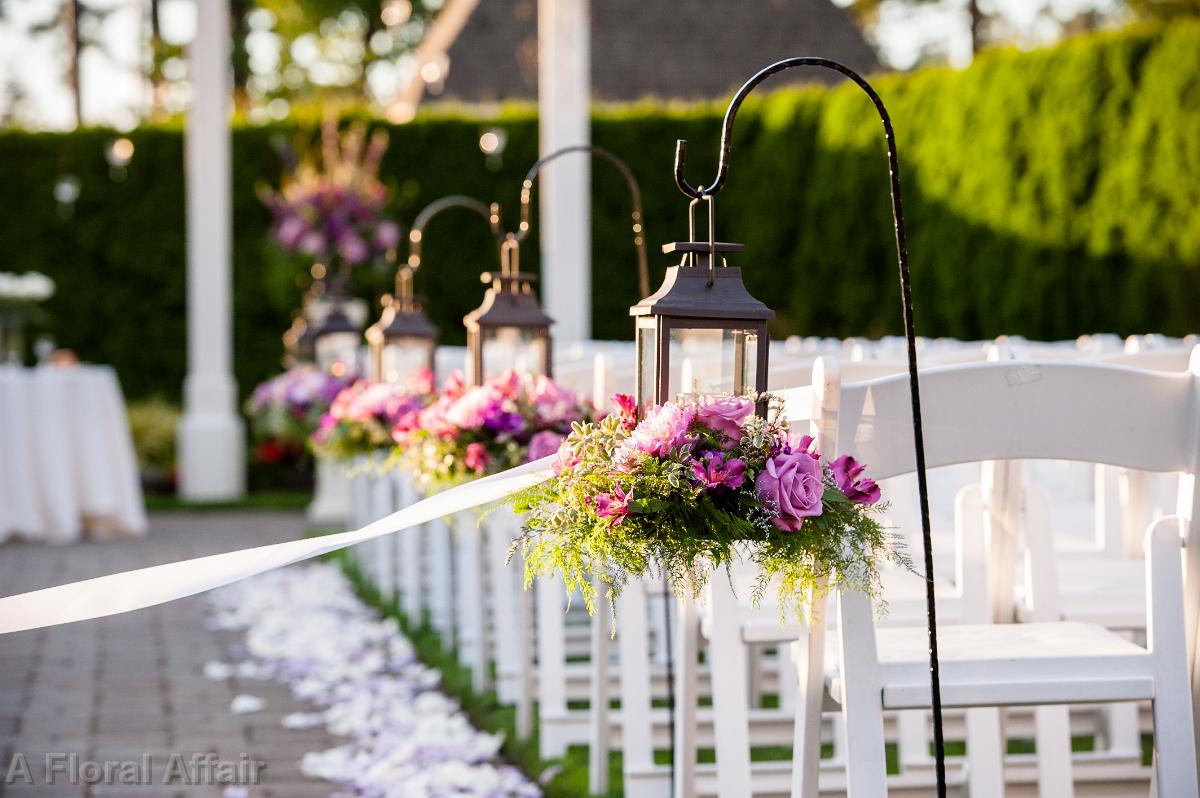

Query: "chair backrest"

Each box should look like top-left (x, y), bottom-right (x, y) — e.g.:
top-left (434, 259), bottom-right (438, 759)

top-left (788, 358), bottom-right (1200, 482)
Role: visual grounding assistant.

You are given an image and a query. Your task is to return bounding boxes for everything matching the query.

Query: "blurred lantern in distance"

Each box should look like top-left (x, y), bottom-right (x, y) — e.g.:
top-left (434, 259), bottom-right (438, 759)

top-left (463, 236), bottom-right (553, 386)
top-left (312, 272), bottom-right (362, 375)
top-left (366, 265), bottom-right (437, 384)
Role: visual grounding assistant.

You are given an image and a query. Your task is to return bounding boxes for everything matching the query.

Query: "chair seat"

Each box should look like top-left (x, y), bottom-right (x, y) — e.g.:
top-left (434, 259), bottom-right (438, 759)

top-left (850, 622), bottom-right (1154, 710)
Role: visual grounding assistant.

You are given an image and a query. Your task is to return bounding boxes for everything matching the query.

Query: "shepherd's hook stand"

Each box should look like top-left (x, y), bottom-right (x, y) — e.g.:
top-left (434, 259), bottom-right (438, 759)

top-left (675, 57), bottom-right (947, 797)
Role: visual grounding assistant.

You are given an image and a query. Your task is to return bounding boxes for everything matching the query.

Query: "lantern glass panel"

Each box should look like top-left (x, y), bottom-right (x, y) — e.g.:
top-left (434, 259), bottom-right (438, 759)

top-left (380, 338), bottom-right (434, 385)
top-left (482, 327), bottom-right (546, 380)
top-left (316, 332), bottom-right (361, 375)
top-left (668, 326), bottom-right (759, 399)
top-left (636, 319), bottom-right (658, 412)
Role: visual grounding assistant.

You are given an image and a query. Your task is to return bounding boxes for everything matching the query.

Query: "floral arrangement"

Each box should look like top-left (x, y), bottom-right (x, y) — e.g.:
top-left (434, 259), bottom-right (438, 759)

top-left (0, 271), bottom-right (55, 304)
top-left (259, 119), bottom-right (401, 269)
top-left (245, 366), bottom-right (360, 462)
top-left (311, 370), bottom-right (435, 461)
top-left (392, 370), bottom-right (593, 489)
top-left (0, 271), bottom-right (56, 362)
top-left (509, 394), bottom-right (907, 615)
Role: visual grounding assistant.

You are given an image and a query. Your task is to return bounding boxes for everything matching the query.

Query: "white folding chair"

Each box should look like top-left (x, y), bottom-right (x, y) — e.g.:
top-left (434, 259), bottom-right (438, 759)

top-left (801, 358), bottom-right (1200, 797)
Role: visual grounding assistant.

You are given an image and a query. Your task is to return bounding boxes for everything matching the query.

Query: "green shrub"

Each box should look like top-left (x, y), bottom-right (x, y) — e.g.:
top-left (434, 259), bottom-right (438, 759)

top-left (1, 22), bottom-right (1197, 401)
top-left (126, 396), bottom-right (180, 475)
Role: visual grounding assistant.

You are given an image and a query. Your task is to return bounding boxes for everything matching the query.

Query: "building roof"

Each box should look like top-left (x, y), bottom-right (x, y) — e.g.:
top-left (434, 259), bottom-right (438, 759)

top-left (423, 0), bottom-right (879, 104)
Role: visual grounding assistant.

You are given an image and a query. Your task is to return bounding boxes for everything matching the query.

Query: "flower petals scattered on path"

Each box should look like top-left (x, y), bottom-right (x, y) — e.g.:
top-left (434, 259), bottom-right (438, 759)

top-left (206, 563), bottom-right (540, 797)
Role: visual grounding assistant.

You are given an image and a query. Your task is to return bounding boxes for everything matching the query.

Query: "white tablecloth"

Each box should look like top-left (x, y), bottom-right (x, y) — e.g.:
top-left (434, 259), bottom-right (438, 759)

top-left (0, 364), bottom-right (147, 544)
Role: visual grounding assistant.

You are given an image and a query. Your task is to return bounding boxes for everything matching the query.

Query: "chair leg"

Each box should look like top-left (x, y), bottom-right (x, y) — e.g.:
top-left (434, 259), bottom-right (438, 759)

top-left (896, 710), bottom-right (930, 772)
top-left (708, 573), bottom-right (752, 798)
top-left (1100, 702), bottom-right (1141, 760)
top-left (791, 590), bottom-right (829, 798)
top-left (1033, 705), bottom-right (1074, 798)
top-left (1145, 519), bottom-right (1200, 797)
top-left (964, 707), bottom-right (1004, 798)
top-left (836, 590), bottom-right (888, 798)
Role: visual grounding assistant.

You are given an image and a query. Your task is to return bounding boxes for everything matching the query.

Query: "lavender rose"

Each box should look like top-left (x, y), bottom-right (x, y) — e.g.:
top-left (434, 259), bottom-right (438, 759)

top-left (755, 451), bottom-right (825, 531)
top-left (696, 395), bottom-right (754, 440)
top-left (830, 455), bottom-right (881, 505)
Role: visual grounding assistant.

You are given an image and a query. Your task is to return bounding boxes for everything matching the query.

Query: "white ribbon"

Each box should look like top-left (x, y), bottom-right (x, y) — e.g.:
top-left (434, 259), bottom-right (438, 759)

top-left (0, 457), bottom-right (554, 635)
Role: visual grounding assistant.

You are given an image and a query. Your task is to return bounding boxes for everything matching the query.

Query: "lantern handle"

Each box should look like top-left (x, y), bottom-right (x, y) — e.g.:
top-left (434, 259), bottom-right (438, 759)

top-left (407, 194), bottom-right (503, 272)
top-left (676, 56), bottom-right (947, 798)
top-left (513, 144), bottom-right (650, 299)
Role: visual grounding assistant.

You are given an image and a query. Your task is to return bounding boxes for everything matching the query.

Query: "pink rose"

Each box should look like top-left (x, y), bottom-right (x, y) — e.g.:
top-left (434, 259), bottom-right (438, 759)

top-left (464, 442), bottom-right (491, 474)
top-left (696, 395), bottom-right (754, 440)
top-left (755, 451), bottom-right (825, 532)
top-left (831, 455), bottom-right (881, 505)
top-left (527, 430), bottom-right (564, 462)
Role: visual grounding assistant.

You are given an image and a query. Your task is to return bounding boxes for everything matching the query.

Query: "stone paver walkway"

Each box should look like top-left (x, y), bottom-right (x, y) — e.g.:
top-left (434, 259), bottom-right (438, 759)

top-left (0, 512), bottom-right (338, 798)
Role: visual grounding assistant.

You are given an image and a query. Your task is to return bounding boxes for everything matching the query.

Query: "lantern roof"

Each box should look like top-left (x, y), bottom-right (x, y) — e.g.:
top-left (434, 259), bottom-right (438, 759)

top-left (368, 301), bottom-right (438, 343)
top-left (314, 304), bottom-right (359, 338)
top-left (630, 242), bottom-right (774, 321)
top-left (464, 272), bottom-right (554, 330)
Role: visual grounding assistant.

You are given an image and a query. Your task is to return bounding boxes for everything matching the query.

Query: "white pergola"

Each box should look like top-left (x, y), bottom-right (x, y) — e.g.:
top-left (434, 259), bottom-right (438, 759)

top-left (178, 0), bottom-right (592, 499)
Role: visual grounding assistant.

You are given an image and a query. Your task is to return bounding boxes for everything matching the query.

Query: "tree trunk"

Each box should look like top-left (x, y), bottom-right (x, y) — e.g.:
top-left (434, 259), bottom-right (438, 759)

top-left (64, 0), bottom-right (82, 127)
top-left (229, 0), bottom-right (250, 110)
top-left (968, 0), bottom-right (984, 57)
top-left (149, 0), bottom-right (163, 117)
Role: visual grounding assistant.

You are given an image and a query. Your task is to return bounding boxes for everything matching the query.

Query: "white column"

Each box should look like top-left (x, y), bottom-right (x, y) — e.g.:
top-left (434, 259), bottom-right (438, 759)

top-left (537, 0), bottom-right (591, 343)
top-left (177, 0), bottom-right (245, 500)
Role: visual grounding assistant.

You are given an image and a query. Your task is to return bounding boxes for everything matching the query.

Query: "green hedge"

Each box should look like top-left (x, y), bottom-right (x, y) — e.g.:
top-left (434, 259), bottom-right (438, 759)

top-left (2, 22), bottom-right (1197, 400)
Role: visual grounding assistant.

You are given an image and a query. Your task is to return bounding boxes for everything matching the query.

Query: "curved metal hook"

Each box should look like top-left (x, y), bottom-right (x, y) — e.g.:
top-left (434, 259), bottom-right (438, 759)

top-left (407, 194), bottom-right (502, 271)
top-left (675, 57), bottom-right (893, 199)
top-left (514, 144), bottom-right (650, 299)
top-left (676, 57), bottom-right (947, 798)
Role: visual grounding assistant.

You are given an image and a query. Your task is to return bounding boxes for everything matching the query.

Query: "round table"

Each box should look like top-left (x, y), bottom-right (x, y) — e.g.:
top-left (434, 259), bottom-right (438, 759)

top-left (0, 364), bottom-right (147, 544)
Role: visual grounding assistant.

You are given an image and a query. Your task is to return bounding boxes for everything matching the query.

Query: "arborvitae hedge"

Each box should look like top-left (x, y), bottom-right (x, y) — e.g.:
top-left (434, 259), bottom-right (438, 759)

top-left (1, 22), bottom-right (1196, 400)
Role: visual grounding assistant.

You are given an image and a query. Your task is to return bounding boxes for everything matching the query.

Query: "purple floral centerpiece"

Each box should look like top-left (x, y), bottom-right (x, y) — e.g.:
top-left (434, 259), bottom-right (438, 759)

top-left (259, 120), bottom-right (401, 272)
top-left (391, 370), bottom-right (593, 489)
top-left (244, 366), bottom-right (360, 463)
top-left (509, 394), bottom-right (906, 616)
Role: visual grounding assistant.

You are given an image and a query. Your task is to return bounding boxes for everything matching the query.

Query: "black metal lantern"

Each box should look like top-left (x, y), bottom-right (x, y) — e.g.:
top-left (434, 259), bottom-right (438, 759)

top-left (464, 234), bottom-right (554, 385)
top-left (312, 274), bottom-right (361, 375)
top-left (365, 266), bottom-right (437, 384)
top-left (630, 200), bottom-right (772, 415)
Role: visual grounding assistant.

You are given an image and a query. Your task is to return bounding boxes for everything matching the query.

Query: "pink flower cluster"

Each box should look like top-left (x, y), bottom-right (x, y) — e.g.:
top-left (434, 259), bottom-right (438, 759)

top-left (575, 393), bottom-right (879, 532)
top-left (311, 370), bottom-right (433, 451)
top-left (396, 371), bottom-right (591, 480)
